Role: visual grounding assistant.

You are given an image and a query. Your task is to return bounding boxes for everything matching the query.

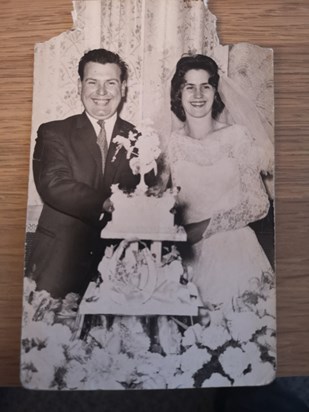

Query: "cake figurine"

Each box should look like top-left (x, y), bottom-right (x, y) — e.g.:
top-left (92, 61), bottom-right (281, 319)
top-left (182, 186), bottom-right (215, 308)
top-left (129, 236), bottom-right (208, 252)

top-left (112, 119), bottom-right (161, 194)
top-left (102, 120), bottom-right (186, 241)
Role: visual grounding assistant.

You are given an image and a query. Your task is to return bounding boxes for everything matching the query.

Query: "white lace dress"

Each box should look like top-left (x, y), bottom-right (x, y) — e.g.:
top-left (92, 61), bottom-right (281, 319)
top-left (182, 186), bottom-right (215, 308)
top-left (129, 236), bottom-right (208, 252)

top-left (169, 124), bottom-right (274, 308)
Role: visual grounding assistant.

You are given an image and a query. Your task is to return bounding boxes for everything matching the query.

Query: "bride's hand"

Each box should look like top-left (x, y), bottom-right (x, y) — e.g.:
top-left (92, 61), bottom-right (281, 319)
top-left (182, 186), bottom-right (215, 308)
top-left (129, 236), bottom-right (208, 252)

top-left (185, 219), bottom-right (210, 245)
top-left (102, 198), bottom-right (114, 213)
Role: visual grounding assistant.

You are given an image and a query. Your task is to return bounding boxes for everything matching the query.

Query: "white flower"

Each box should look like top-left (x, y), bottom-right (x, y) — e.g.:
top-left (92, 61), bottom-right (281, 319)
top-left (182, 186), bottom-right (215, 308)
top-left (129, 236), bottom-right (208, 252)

top-left (21, 347), bottom-right (63, 389)
top-left (182, 324), bottom-right (202, 348)
top-left (22, 284), bottom-right (61, 327)
top-left (22, 320), bottom-right (49, 348)
top-left (256, 330), bottom-right (276, 356)
top-left (63, 339), bottom-right (89, 363)
top-left (135, 354), bottom-right (162, 376)
top-left (130, 354), bottom-right (168, 389)
top-left (233, 361), bottom-right (276, 386)
top-left (227, 311), bottom-right (264, 343)
top-left (202, 373), bottom-right (231, 388)
top-left (158, 354), bottom-right (182, 382)
top-left (61, 292), bottom-right (80, 314)
top-left (180, 346), bottom-right (212, 375)
top-left (182, 309), bottom-right (231, 350)
top-left (209, 309), bottom-right (226, 325)
top-left (88, 346), bottom-right (112, 370)
top-left (243, 341), bottom-right (262, 359)
top-left (199, 324), bottom-right (231, 350)
top-left (43, 323), bottom-right (72, 347)
top-left (219, 347), bottom-right (250, 379)
top-left (260, 313), bottom-right (276, 331)
top-left (21, 316), bottom-right (75, 390)
top-left (134, 352), bottom-right (179, 389)
top-left (29, 289), bottom-right (56, 315)
top-left (235, 270), bottom-right (276, 319)
top-left (83, 348), bottom-right (117, 389)
top-left (111, 353), bottom-right (136, 383)
top-left (64, 360), bottom-right (88, 389)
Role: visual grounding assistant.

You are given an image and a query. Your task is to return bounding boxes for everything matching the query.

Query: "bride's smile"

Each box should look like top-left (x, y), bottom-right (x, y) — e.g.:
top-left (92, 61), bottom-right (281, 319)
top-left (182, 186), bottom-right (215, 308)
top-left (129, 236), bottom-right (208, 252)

top-left (190, 100), bottom-right (207, 108)
top-left (181, 69), bottom-right (215, 119)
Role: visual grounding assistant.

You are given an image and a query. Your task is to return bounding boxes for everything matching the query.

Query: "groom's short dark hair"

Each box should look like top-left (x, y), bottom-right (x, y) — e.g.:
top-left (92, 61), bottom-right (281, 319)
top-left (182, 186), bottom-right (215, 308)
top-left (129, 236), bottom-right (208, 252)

top-left (78, 48), bottom-right (128, 82)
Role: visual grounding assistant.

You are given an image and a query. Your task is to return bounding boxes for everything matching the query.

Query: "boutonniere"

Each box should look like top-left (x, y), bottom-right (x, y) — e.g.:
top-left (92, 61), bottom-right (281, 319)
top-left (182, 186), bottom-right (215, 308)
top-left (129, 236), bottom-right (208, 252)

top-left (111, 129), bottom-right (140, 163)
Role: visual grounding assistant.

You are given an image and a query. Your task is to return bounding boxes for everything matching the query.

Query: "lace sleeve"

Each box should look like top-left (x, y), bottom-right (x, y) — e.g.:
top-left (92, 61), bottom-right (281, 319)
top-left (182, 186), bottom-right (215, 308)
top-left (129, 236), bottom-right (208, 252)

top-left (203, 126), bottom-right (270, 239)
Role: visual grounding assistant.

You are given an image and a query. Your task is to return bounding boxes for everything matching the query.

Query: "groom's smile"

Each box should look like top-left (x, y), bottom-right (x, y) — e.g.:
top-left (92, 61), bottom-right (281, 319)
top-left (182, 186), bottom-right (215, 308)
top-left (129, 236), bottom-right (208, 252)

top-left (92, 97), bottom-right (111, 106)
top-left (78, 61), bottom-right (126, 120)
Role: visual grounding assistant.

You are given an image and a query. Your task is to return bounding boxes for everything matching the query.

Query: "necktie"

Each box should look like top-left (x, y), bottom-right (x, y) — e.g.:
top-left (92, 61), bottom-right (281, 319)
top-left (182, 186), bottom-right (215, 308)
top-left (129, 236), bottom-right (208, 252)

top-left (97, 119), bottom-right (108, 172)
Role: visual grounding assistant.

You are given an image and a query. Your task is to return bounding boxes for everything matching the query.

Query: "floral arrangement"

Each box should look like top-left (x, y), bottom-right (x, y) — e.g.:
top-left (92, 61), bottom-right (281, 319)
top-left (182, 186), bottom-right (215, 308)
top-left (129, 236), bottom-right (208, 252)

top-left (21, 268), bottom-right (276, 390)
top-left (112, 119), bottom-right (161, 192)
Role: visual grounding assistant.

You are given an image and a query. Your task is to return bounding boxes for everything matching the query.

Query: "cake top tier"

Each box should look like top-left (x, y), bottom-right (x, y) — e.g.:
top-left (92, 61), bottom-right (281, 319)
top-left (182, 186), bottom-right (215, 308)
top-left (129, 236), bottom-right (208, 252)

top-left (101, 186), bottom-right (187, 242)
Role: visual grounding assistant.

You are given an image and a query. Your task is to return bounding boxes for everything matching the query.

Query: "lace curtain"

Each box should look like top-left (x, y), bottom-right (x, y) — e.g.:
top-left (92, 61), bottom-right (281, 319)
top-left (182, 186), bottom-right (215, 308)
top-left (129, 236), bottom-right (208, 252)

top-left (27, 0), bottom-right (274, 227)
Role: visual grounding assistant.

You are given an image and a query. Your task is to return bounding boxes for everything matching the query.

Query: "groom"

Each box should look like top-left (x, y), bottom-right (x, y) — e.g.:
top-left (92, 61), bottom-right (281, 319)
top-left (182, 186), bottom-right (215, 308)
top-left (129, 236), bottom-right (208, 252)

top-left (27, 48), bottom-right (153, 299)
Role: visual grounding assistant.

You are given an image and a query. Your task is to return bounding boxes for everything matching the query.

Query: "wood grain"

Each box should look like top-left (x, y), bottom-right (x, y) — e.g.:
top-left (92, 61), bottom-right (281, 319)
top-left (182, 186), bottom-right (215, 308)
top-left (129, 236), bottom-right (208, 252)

top-left (0, 0), bottom-right (308, 385)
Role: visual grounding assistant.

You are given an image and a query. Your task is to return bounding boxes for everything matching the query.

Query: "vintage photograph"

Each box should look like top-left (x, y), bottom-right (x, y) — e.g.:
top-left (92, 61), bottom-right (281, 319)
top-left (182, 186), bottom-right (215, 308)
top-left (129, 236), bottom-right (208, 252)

top-left (21, 0), bottom-right (276, 390)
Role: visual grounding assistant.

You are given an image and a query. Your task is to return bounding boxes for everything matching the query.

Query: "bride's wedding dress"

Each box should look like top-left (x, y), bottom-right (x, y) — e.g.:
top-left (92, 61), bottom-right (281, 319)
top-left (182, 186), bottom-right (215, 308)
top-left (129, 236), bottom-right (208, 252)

top-left (169, 124), bottom-right (274, 308)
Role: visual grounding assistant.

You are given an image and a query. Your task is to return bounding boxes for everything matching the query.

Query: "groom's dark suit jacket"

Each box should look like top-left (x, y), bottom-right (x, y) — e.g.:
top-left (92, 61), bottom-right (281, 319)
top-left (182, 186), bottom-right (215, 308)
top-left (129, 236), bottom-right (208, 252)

top-left (27, 112), bottom-right (150, 298)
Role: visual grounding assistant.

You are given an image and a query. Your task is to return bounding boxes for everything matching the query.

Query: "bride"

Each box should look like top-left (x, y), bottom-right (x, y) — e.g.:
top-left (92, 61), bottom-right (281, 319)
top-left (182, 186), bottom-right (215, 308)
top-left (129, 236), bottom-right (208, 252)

top-left (168, 54), bottom-right (274, 309)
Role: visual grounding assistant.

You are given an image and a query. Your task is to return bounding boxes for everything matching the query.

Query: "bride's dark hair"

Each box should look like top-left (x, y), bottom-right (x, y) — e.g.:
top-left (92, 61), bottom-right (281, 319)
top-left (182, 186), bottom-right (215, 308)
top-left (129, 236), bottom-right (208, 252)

top-left (171, 54), bottom-right (225, 122)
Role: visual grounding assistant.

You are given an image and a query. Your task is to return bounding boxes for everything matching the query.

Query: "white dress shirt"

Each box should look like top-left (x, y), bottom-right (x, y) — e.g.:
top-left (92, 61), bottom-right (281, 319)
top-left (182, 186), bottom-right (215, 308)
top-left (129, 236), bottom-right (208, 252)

top-left (85, 112), bottom-right (117, 147)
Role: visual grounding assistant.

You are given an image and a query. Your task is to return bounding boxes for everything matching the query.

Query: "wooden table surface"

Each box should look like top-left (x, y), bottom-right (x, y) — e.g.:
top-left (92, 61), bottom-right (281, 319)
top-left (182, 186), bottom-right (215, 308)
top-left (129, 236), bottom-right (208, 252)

top-left (0, 0), bottom-right (308, 386)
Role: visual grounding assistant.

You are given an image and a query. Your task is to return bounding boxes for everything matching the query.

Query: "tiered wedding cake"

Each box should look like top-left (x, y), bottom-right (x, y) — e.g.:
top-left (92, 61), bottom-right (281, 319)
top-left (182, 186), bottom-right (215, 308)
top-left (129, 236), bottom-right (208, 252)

top-left (80, 121), bottom-right (201, 315)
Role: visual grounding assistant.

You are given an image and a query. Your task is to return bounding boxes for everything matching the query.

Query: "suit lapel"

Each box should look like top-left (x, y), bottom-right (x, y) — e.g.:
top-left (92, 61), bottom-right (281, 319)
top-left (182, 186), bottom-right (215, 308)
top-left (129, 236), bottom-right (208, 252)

top-left (104, 116), bottom-right (130, 189)
top-left (74, 112), bottom-right (102, 175)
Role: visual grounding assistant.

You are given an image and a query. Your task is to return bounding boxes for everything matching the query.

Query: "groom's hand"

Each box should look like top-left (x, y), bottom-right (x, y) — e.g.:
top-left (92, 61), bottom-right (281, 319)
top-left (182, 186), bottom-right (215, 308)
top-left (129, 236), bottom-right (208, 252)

top-left (102, 198), bottom-right (114, 213)
top-left (185, 219), bottom-right (210, 245)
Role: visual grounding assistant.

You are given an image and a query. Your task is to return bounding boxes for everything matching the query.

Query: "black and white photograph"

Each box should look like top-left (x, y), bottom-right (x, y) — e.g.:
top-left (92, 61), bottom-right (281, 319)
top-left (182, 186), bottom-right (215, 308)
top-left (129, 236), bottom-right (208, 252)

top-left (21, 0), bottom-right (276, 390)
